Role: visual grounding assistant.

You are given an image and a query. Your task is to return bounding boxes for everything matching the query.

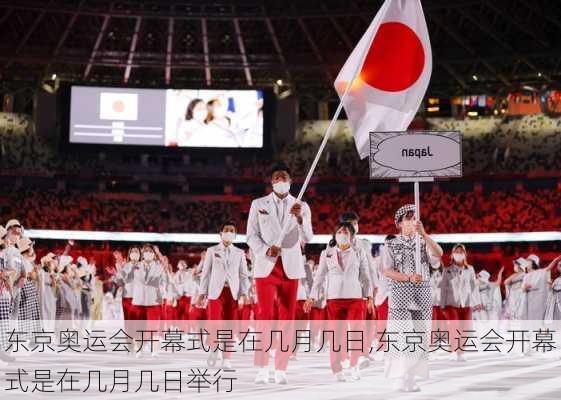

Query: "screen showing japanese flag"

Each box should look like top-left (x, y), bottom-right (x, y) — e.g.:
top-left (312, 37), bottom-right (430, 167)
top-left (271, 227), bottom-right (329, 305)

top-left (99, 92), bottom-right (138, 121)
top-left (69, 86), bottom-right (264, 148)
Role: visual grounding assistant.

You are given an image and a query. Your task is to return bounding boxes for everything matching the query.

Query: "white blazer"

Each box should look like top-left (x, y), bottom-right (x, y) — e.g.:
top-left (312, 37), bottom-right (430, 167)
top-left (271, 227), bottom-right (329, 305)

top-left (246, 192), bottom-right (313, 279)
top-left (131, 261), bottom-right (164, 306)
top-left (198, 243), bottom-right (251, 300)
top-left (175, 270), bottom-right (195, 297)
top-left (113, 261), bottom-right (137, 299)
top-left (310, 245), bottom-right (372, 301)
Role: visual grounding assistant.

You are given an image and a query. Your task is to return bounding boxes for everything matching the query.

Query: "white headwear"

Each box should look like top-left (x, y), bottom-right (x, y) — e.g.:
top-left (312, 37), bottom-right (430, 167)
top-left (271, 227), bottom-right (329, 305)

top-left (478, 270), bottom-right (491, 282)
top-left (514, 257), bottom-right (529, 272)
top-left (527, 254), bottom-right (540, 268)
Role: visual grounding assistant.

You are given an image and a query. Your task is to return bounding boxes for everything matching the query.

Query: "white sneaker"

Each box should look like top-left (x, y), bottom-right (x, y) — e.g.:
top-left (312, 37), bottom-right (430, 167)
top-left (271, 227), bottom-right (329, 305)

top-left (335, 371), bottom-right (346, 382)
top-left (404, 376), bottom-right (420, 392)
top-left (405, 382), bottom-right (420, 392)
top-left (254, 368), bottom-right (269, 384)
top-left (222, 359), bottom-right (232, 369)
top-left (357, 356), bottom-right (370, 370)
top-left (351, 366), bottom-right (361, 381)
top-left (274, 370), bottom-right (288, 385)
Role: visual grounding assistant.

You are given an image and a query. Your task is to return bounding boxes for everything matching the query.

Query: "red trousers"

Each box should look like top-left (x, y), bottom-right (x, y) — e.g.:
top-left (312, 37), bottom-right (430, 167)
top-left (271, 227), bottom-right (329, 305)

top-left (239, 304), bottom-right (253, 320)
top-left (207, 287), bottom-right (239, 359)
top-left (189, 307), bottom-right (207, 321)
top-left (177, 296), bottom-right (191, 320)
top-left (161, 301), bottom-right (177, 331)
top-left (207, 287), bottom-right (239, 320)
top-left (130, 304), bottom-right (162, 337)
top-left (326, 299), bottom-right (365, 373)
top-left (431, 305), bottom-right (447, 336)
top-left (122, 297), bottom-right (133, 320)
top-left (254, 258), bottom-right (298, 370)
top-left (310, 307), bottom-right (327, 345)
top-left (295, 300), bottom-right (310, 321)
top-left (442, 306), bottom-right (473, 352)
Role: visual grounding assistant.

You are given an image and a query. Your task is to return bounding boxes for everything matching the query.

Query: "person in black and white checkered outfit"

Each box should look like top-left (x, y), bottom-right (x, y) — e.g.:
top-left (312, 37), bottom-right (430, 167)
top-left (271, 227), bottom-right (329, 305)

top-left (380, 204), bottom-right (443, 393)
top-left (4, 220), bottom-right (43, 353)
top-left (0, 225), bottom-right (16, 364)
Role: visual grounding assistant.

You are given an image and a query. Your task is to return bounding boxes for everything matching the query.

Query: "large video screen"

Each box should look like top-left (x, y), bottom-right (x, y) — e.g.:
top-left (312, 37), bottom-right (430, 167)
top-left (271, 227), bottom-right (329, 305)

top-left (69, 86), bottom-right (264, 148)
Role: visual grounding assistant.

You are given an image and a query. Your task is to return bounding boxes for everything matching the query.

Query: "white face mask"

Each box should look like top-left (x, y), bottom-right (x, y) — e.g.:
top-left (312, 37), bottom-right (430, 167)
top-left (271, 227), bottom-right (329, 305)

top-left (273, 181), bottom-right (290, 195)
top-left (221, 231), bottom-right (236, 243)
top-left (143, 252), bottom-right (155, 262)
top-left (335, 232), bottom-right (351, 247)
top-left (130, 252), bottom-right (140, 262)
top-left (193, 109), bottom-right (207, 122)
top-left (452, 253), bottom-right (465, 263)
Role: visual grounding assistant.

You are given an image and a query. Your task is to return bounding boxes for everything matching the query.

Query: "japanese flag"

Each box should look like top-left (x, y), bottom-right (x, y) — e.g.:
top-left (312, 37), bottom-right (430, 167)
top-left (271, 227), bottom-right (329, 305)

top-left (335, 0), bottom-right (432, 159)
top-left (99, 92), bottom-right (139, 121)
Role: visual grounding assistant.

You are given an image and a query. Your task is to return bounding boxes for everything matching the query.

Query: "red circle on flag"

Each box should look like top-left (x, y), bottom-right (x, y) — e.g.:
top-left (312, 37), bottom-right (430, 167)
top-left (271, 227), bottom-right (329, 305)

top-left (360, 22), bottom-right (425, 92)
top-left (112, 100), bottom-right (125, 113)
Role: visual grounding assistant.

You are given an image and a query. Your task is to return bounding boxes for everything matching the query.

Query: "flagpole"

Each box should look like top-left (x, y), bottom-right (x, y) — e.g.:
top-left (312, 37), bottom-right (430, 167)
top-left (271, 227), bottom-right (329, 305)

top-left (414, 180), bottom-right (422, 276)
top-left (274, 23), bottom-right (379, 247)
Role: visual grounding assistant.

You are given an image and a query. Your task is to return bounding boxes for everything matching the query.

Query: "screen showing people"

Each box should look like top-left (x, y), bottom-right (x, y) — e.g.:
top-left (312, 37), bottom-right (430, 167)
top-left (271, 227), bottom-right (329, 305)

top-left (69, 86), bottom-right (264, 148)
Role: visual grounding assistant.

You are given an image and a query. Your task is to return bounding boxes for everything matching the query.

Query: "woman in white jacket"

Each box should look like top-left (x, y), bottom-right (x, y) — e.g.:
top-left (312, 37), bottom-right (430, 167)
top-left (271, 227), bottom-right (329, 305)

top-left (305, 222), bottom-right (373, 382)
top-left (544, 255), bottom-right (561, 322)
top-left (439, 244), bottom-right (482, 362)
top-left (504, 258), bottom-right (528, 320)
top-left (131, 244), bottom-right (165, 357)
top-left (108, 247), bottom-right (141, 338)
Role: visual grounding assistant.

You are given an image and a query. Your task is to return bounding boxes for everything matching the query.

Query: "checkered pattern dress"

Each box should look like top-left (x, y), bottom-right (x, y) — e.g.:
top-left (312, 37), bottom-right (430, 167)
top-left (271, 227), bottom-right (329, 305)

top-left (383, 235), bottom-right (435, 380)
top-left (0, 255), bottom-right (13, 352)
top-left (16, 278), bottom-right (42, 344)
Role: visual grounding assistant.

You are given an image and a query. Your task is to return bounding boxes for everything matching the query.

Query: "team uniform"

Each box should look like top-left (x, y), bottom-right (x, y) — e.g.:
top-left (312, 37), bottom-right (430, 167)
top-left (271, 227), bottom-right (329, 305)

top-left (310, 244), bottom-right (372, 377)
top-left (246, 191), bottom-right (313, 374)
top-left (381, 233), bottom-right (441, 385)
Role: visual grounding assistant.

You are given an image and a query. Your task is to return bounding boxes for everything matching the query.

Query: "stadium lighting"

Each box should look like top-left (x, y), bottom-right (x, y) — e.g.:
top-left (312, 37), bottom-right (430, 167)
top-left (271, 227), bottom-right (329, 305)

top-left (276, 79), bottom-right (283, 85)
top-left (51, 74), bottom-right (57, 80)
top-left (472, 75), bottom-right (478, 81)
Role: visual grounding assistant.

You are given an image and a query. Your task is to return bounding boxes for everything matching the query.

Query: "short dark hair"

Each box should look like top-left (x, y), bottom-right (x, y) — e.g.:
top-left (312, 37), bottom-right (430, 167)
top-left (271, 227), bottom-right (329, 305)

top-left (340, 212), bottom-right (359, 223)
top-left (385, 234), bottom-right (396, 242)
top-left (270, 161), bottom-right (291, 177)
top-left (220, 221), bottom-right (237, 232)
top-left (328, 221), bottom-right (356, 248)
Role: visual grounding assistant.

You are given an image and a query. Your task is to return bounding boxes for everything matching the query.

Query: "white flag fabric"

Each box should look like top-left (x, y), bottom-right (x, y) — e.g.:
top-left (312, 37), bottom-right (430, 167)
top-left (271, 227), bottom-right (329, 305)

top-left (335, 0), bottom-right (432, 159)
top-left (99, 92), bottom-right (139, 121)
